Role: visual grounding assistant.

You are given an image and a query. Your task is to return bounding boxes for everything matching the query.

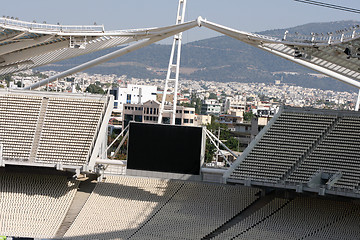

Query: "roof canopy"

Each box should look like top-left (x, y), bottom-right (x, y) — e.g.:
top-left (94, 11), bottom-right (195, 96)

top-left (0, 17), bottom-right (199, 76)
top-left (201, 20), bottom-right (360, 89)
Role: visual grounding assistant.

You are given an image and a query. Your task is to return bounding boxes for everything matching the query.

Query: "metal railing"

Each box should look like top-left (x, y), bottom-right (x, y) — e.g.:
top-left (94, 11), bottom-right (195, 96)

top-left (283, 28), bottom-right (360, 45)
top-left (0, 17), bottom-right (104, 32)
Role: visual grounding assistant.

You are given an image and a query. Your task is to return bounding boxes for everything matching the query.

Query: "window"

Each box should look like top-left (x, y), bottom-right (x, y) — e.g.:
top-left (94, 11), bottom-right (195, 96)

top-left (184, 110), bottom-right (190, 114)
top-left (135, 115), bottom-right (142, 122)
top-left (184, 119), bottom-right (189, 123)
top-left (114, 102), bottom-right (118, 109)
top-left (126, 94), bottom-right (131, 104)
top-left (190, 119), bottom-right (194, 123)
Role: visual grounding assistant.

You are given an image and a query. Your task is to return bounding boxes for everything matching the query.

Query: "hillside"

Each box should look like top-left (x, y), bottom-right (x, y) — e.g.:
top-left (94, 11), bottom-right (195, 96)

top-left (36, 20), bottom-right (360, 92)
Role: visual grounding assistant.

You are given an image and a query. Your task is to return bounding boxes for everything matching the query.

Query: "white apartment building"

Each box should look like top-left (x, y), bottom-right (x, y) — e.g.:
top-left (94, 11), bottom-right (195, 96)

top-left (223, 96), bottom-right (246, 114)
top-left (201, 99), bottom-right (221, 115)
top-left (123, 100), bottom-right (196, 128)
top-left (110, 84), bottom-right (157, 121)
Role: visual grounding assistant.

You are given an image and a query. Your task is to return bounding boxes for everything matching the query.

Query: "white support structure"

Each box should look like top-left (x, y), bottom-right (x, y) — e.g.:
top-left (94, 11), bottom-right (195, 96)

top-left (111, 131), bottom-right (129, 159)
top-left (206, 128), bottom-right (239, 160)
top-left (102, 124), bottom-right (129, 158)
top-left (24, 18), bottom-right (199, 90)
top-left (200, 20), bottom-right (360, 110)
top-left (0, 15), bottom-right (201, 77)
top-left (356, 89), bottom-right (360, 111)
top-left (205, 130), bottom-right (232, 166)
top-left (158, 0), bottom-right (187, 125)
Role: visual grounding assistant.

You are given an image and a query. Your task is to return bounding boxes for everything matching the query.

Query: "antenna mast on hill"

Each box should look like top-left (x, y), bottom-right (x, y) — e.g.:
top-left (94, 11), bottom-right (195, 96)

top-left (158, 0), bottom-right (187, 124)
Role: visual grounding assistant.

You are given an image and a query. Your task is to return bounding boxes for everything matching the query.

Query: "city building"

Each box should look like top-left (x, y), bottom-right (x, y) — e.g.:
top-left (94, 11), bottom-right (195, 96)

top-left (251, 101), bottom-right (278, 118)
top-left (223, 96), bottom-right (246, 114)
top-left (194, 114), bottom-right (212, 126)
top-left (110, 84), bottom-right (157, 122)
top-left (122, 100), bottom-right (196, 128)
top-left (201, 99), bottom-right (221, 115)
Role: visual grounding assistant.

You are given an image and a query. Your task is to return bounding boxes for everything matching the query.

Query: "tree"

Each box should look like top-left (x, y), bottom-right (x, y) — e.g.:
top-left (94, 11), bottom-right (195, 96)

top-left (16, 81), bottom-right (24, 88)
top-left (244, 111), bottom-right (254, 121)
top-left (225, 137), bottom-right (240, 151)
top-left (0, 74), bottom-right (12, 87)
top-left (208, 92), bottom-right (217, 99)
top-left (205, 119), bottom-right (241, 162)
top-left (86, 84), bottom-right (105, 94)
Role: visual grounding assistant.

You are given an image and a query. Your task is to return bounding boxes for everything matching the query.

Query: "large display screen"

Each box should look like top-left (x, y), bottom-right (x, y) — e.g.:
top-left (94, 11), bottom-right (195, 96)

top-left (127, 122), bottom-right (203, 175)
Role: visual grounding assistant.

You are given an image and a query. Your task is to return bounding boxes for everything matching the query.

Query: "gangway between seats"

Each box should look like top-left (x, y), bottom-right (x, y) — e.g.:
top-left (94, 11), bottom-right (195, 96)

top-left (0, 143), bottom-right (3, 167)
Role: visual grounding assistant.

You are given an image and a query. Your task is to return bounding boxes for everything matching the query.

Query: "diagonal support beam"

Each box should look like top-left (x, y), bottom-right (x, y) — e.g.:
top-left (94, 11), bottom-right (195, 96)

top-left (25, 19), bottom-right (200, 90)
top-left (201, 19), bottom-right (360, 90)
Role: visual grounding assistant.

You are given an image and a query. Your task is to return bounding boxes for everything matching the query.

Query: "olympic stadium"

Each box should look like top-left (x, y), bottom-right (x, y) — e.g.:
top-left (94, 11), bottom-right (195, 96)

top-left (1, 0), bottom-right (360, 239)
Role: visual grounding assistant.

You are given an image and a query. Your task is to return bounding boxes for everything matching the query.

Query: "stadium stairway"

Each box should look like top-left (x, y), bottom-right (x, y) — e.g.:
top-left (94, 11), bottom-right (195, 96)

top-left (280, 116), bottom-right (340, 182)
top-left (55, 176), bottom-right (97, 238)
top-left (29, 97), bottom-right (48, 163)
top-left (202, 191), bottom-right (277, 240)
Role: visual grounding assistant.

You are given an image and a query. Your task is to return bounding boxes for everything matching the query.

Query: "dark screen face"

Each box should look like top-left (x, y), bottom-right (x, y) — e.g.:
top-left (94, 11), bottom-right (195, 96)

top-left (127, 122), bottom-right (202, 175)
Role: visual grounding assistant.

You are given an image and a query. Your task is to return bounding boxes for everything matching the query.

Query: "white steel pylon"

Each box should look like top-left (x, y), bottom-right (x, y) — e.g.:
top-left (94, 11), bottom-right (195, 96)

top-left (356, 89), bottom-right (360, 111)
top-left (158, 0), bottom-right (187, 125)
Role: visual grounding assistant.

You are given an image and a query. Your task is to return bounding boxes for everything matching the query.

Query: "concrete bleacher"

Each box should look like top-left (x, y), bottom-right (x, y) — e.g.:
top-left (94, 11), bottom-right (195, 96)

top-left (0, 90), bottom-right (112, 171)
top-left (0, 94), bottom-right (42, 161)
top-left (210, 196), bottom-right (360, 240)
top-left (287, 116), bottom-right (360, 190)
top-left (226, 107), bottom-right (360, 198)
top-left (0, 171), bottom-right (79, 239)
top-left (36, 97), bottom-right (105, 165)
top-left (228, 109), bottom-right (337, 183)
top-left (0, 172), bottom-right (359, 239)
top-left (63, 176), bottom-right (260, 239)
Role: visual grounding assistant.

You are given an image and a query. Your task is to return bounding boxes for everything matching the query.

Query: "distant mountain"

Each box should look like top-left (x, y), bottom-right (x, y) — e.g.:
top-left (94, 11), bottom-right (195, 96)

top-left (36, 20), bottom-right (360, 92)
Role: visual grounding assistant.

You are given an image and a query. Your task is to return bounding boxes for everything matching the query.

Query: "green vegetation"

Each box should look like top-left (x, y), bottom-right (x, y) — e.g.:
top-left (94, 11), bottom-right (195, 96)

top-left (244, 111), bottom-right (254, 122)
top-left (16, 81), bottom-right (24, 88)
top-left (205, 118), bottom-right (240, 163)
top-left (208, 92), bottom-right (217, 99)
top-left (86, 84), bottom-right (105, 94)
top-left (179, 93), bottom-right (203, 114)
top-left (0, 74), bottom-right (12, 87)
top-left (107, 130), bottom-right (127, 160)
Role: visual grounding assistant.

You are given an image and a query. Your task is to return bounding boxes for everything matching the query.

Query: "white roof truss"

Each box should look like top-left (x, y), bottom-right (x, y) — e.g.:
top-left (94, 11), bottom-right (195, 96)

top-left (201, 20), bottom-right (360, 89)
top-left (0, 17), bottom-right (200, 76)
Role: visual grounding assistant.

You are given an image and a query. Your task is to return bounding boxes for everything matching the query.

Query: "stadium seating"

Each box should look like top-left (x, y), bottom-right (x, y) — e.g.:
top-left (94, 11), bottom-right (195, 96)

top-left (130, 181), bottom-right (259, 240)
top-left (0, 91), bottom-right (107, 167)
top-left (229, 111), bottom-right (337, 182)
top-left (0, 95), bottom-right (42, 161)
top-left (35, 97), bottom-right (105, 165)
top-left (64, 176), bottom-right (184, 239)
top-left (212, 198), bottom-right (289, 240)
top-left (0, 172), bottom-right (79, 238)
top-left (212, 197), bottom-right (360, 240)
top-left (287, 116), bottom-right (360, 189)
top-left (63, 176), bottom-right (259, 239)
top-left (227, 107), bottom-right (360, 197)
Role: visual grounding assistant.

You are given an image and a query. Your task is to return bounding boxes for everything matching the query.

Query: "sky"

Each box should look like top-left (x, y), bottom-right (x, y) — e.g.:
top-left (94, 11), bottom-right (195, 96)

top-left (2, 0), bottom-right (360, 43)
